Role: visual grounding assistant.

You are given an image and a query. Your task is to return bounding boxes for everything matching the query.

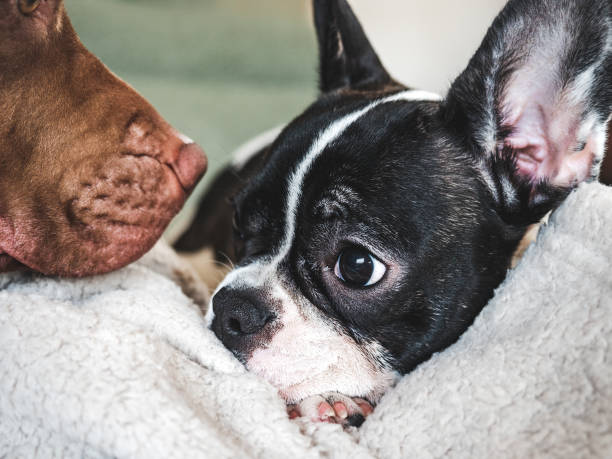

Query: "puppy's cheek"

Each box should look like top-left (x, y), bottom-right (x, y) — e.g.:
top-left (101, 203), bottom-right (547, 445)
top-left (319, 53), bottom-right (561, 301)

top-left (245, 307), bottom-right (397, 404)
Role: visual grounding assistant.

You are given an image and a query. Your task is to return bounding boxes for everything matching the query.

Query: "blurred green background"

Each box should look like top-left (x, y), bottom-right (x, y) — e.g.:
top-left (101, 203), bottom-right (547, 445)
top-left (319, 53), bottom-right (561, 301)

top-left (64, 0), bottom-right (317, 239)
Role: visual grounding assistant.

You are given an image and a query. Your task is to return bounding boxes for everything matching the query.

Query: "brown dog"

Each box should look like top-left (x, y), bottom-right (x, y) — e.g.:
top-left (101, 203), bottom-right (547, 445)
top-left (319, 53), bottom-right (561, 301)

top-left (0, 0), bottom-right (207, 277)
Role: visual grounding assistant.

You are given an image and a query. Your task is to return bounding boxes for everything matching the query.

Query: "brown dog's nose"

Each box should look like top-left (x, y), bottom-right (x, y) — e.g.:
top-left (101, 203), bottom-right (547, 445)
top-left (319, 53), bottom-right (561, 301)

top-left (169, 141), bottom-right (208, 192)
top-left (123, 117), bottom-right (207, 192)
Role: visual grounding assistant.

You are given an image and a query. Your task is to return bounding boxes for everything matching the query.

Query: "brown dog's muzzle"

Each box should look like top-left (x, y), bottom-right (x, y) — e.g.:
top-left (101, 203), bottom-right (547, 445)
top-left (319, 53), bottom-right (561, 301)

top-left (0, 6), bottom-right (207, 277)
top-left (0, 113), bottom-right (207, 277)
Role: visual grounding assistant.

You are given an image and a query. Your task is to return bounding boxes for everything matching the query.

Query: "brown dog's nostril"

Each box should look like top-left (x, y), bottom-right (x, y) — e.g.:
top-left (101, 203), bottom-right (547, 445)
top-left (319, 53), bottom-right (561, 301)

top-left (169, 142), bottom-right (207, 192)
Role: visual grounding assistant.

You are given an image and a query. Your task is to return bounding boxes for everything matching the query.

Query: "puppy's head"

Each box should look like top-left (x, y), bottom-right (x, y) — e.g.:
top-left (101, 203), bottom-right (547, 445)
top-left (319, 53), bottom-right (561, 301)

top-left (211, 0), bottom-right (611, 404)
top-left (0, 0), bottom-right (207, 276)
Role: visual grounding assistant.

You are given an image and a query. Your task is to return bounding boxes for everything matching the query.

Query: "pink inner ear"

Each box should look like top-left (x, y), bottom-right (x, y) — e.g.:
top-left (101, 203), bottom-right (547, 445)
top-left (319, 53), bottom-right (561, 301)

top-left (500, 68), bottom-right (606, 187)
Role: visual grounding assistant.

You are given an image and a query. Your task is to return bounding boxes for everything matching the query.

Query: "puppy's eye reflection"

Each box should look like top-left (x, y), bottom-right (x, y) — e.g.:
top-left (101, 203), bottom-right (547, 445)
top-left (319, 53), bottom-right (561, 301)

top-left (334, 247), bottom-right (386, 287)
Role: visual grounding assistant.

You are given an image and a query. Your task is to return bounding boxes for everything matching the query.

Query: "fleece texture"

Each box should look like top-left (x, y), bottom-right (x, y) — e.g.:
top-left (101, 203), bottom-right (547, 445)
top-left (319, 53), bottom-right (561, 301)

top-left (1, 183), bottom-right (611, 459)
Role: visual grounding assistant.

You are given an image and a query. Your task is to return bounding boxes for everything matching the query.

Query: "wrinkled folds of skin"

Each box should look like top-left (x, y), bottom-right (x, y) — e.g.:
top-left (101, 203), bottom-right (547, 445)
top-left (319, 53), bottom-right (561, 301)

top-left (0, 0), bottom-right (207, 277)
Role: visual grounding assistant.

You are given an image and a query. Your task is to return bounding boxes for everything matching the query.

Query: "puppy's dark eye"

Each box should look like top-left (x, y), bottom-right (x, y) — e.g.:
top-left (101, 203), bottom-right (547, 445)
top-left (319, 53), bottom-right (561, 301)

top-left (334, 247), bottom-right (386, 287)
top-left (18, 0), bottom-right (40, 14)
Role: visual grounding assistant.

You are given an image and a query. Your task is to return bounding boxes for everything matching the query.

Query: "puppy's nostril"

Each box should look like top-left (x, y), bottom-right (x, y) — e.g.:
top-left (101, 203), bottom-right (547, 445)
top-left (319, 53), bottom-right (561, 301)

top-left (222, 306), bottom-right (273, 337)
top-left (228, 317), bottom-right (242, 335)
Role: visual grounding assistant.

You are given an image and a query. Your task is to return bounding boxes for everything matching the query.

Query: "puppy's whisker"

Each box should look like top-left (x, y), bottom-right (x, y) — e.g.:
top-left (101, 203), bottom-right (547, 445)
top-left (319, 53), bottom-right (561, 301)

top-left (216, 252), bottom-right (236, 271)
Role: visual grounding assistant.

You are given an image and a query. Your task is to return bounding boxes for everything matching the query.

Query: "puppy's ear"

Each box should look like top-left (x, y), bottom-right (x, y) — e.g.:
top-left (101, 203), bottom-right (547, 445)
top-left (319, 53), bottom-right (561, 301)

top-left (313, 0), bottom-right (392, 93)
top-left (445, 0), bottom-right (611, 224)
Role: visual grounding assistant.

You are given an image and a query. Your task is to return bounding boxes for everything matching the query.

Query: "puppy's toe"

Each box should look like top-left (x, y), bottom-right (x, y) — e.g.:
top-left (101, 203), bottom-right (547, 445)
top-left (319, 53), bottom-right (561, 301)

top-left (353, 397), bottom-right (374, 417)
top-left (295, 395), bottom-right (336, 422)
top-left (292, 392), bottom-right (374, 427)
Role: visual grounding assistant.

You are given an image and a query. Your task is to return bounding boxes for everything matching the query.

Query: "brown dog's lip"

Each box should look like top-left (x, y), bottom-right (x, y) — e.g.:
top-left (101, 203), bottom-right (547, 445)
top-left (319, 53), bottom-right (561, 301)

top-left (0, 142), bottom-right (205, 276)
top-left (0, 254), bottom-right (11, 271)
top-left (0, 252), bottom-right (25, 273)
top-left (0, 152), bottom-right (188, 277)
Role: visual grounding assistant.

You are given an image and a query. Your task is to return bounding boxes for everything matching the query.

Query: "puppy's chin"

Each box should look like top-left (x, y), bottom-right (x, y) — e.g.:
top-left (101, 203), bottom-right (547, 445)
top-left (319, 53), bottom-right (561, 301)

top-left (244, 286), bottom-right (399, 404)
top-left (249, 354), bottom-right (399, 405)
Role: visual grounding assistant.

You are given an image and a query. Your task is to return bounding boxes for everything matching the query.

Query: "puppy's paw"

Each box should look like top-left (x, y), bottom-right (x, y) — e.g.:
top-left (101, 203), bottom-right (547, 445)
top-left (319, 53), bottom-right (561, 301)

top-left (287, 392), bottom-right (374, 427)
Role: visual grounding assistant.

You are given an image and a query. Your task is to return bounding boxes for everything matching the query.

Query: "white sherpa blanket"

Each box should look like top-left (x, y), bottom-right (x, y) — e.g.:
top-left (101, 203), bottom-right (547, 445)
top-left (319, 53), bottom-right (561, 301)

top-left (1, 183), bottom-right (611, 459)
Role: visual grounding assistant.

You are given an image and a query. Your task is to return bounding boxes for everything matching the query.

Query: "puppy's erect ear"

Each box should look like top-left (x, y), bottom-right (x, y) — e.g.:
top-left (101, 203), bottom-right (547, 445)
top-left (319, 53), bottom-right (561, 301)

top-left (445, 0), bottom-right (611, 224)
top-left (313, 0), bottom-right (393, 92)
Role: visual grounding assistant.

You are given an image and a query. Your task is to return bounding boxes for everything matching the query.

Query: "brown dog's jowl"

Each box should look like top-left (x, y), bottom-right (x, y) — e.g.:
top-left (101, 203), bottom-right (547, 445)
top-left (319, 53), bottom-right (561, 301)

top-left (0, 0), bottom-right (207, 277)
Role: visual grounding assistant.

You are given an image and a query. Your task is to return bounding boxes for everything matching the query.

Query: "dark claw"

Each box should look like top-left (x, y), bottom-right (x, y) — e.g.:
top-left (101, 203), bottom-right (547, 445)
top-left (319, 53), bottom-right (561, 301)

top-left (346, 413), bottom-right (365, 427)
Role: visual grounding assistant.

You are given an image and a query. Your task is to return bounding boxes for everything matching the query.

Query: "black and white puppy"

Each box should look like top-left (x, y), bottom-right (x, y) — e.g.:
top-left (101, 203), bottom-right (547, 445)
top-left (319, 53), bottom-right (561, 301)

top-left (177, 0), bottom-right (611, 426)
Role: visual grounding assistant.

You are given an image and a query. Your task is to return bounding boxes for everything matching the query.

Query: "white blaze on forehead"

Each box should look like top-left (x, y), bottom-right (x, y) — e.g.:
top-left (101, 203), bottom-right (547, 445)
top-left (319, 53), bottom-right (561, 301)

top-left (272, 89), bottom-right (442, 272)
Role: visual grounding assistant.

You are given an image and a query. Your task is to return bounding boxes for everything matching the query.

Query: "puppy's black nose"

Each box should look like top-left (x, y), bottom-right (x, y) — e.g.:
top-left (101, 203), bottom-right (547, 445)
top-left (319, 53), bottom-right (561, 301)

top-left (212, 287), bottom-right (275, 353)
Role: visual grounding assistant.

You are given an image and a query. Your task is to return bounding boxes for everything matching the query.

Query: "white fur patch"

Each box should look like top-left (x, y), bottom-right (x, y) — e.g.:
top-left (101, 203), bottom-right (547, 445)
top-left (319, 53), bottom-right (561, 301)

top-left (246, 284), bottom-right (398, 404)
top-left (500, 175), bottom-right (518, 206)
top-left (401, 90), bottom-right (443, 102)
top-left (478, 42), bottom-right (504, 154)
top-left (567, 26), bottom-right (611, 108)
top-left (477, 159), bottom-right (500, 203)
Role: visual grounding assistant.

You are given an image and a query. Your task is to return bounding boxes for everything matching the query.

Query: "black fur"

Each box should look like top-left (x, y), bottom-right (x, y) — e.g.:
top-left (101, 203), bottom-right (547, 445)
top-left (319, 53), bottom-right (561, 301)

top-left (174, 145), bottom-right (271, 261)
top-left (314, 0), bottom-right (395, 92)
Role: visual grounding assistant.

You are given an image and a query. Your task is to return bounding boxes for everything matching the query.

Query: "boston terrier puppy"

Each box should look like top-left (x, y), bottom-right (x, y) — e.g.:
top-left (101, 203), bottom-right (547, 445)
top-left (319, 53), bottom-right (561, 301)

top-left (177, 0), bottom-right (611, 426)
